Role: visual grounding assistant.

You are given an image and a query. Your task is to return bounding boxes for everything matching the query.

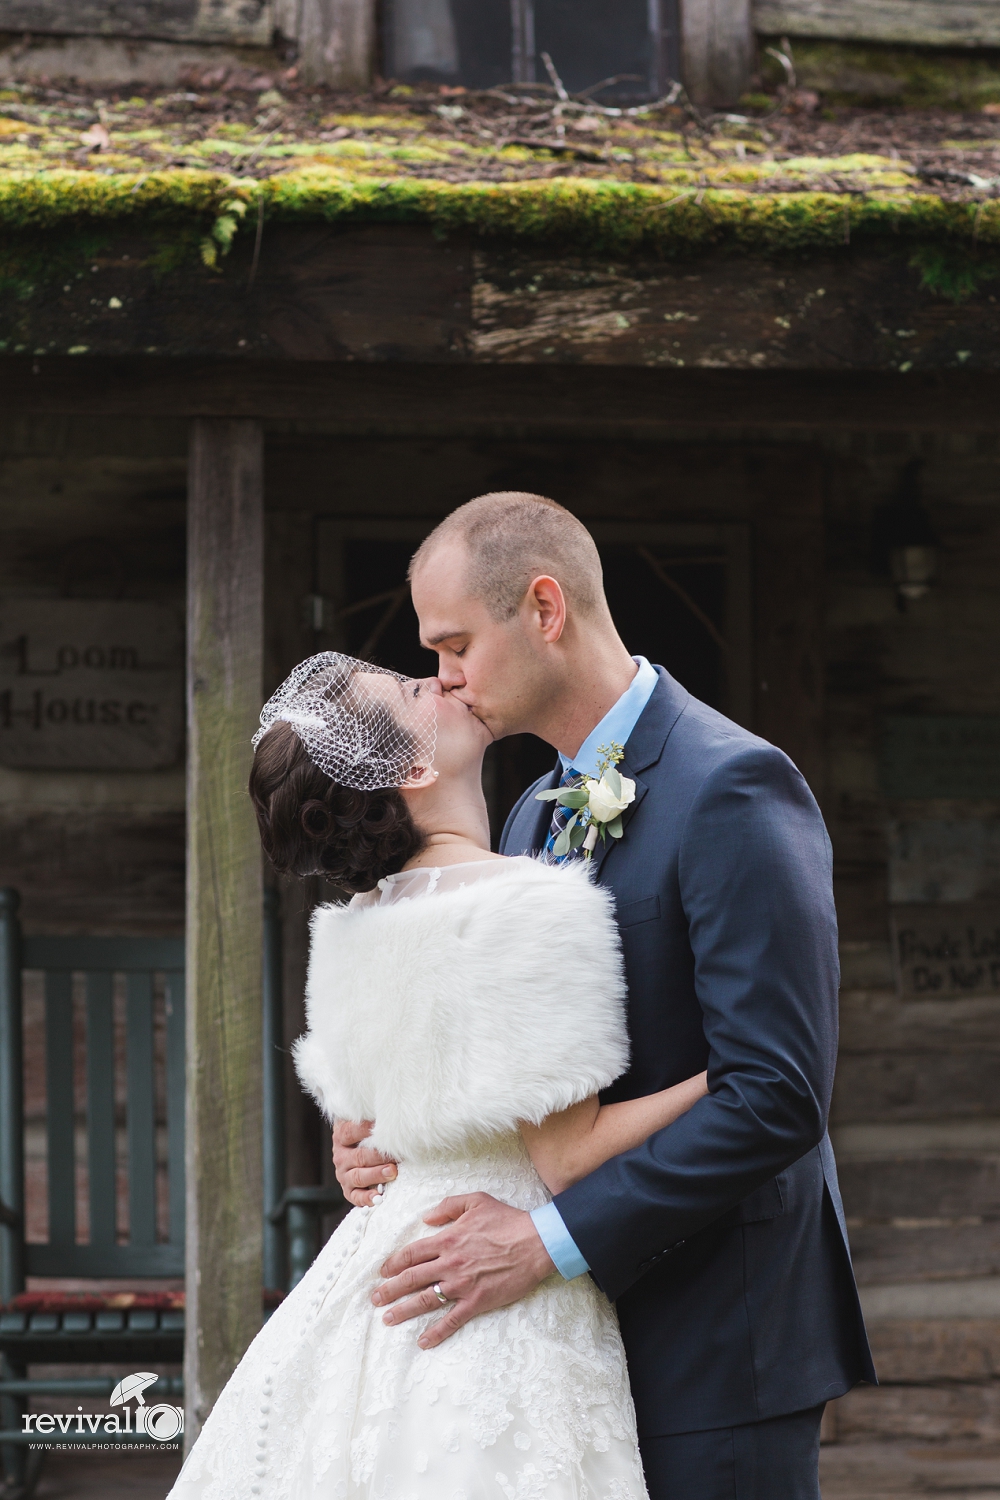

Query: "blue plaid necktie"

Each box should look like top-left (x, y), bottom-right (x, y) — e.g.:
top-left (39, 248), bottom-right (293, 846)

top-left (544, 765), bottom-right (585, 864)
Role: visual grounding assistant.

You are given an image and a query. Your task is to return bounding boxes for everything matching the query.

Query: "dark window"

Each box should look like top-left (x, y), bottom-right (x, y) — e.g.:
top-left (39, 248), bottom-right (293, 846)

top-left (383, 0), bottom-right (512, 89)
top-left (534, 0), bottom-right (657, 100)
top-left (383, 0), bottom-right (677, 97)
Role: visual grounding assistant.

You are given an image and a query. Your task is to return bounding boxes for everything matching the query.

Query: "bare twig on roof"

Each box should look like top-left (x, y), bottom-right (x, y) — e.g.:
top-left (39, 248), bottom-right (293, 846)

top-left (540, 53), bottom-right (570, 103)
top-left (505, 137), bottom-right (606, 162)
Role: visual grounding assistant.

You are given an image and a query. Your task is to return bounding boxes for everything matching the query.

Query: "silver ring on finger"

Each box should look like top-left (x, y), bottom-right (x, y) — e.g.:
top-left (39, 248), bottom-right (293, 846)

top-left (432, 1282), bottom-right (449, 1306)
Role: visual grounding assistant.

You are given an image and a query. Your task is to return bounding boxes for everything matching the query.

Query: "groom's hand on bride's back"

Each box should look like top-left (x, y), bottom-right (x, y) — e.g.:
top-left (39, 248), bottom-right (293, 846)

top-left (333, 1118), bottom-right (398, 1207)
top-left (373, 1194), bottom-right (555, 1348)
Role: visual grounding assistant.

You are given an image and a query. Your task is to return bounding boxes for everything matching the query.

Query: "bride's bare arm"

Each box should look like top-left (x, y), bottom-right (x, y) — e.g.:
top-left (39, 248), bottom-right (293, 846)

top-left (520, 1073), bottom-right (709, 1195)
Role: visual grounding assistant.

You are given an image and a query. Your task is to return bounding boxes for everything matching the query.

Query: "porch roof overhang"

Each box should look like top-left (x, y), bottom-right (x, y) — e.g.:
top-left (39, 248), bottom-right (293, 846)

top-left (2, 87), bottom-right (1000, 386)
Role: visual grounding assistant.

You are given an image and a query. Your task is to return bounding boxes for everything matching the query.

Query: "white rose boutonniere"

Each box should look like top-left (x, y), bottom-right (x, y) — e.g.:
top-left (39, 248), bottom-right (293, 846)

top-left (536, 742), bottom-right (636, 861)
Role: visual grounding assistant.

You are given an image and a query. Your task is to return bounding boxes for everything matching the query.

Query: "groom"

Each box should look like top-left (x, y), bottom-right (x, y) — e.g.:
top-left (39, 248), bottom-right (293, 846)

top-left (334, 492), bottom-right (874, 1498)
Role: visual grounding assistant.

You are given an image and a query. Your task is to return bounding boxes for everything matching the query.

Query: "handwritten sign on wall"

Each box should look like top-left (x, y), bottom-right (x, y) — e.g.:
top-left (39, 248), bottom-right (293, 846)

top-left (881, 716), bottom-right (1000, 799)
top-left (0, 601), bottom-right (183, 770)
top-left (891, 902), bottom-right (1000, 1001)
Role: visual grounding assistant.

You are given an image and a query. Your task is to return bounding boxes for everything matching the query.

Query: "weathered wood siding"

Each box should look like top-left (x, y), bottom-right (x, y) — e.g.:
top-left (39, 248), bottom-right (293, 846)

top-left (754, 0), bottom-right (1000, 48)
top-left (4, 232), bottom-right (998, 375)
top-left (0, 417), bottom-right (186, 935)
top-left (0, 0), bottom-right (375, 84)
top-left (0, 0), bottom-right (273, 45)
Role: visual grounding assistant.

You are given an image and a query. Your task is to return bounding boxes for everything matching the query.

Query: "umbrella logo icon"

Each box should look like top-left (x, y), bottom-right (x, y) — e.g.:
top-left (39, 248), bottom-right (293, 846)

top-left (110, 1372), bottom-right (184, 1442)
top-left (110, 1372), bottom-right (159, 1408)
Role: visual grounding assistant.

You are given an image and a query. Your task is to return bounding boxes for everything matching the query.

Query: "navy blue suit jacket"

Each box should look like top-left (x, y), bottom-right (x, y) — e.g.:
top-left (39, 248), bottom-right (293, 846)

top-left (500, 669), bottom-right (875, 1437)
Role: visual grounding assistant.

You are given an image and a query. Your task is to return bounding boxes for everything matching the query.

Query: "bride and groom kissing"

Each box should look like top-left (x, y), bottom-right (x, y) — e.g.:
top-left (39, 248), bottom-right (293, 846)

top-left (171, 491), bottom-right (874, 1500)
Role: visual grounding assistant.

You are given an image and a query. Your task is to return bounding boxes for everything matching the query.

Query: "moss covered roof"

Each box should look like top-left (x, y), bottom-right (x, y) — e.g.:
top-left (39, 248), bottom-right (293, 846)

top-left (1, 76), bottom-right (999, 259)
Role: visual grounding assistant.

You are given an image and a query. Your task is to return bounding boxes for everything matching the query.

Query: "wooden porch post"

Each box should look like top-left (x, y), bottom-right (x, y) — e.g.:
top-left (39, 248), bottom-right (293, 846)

top-left (680, 0), bottom-right (753, 106)
top-left (185, 419), bottom-right (264, 1446)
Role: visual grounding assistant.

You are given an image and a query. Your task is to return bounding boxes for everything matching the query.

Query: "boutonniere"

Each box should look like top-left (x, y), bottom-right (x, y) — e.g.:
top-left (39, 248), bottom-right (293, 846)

top-left (536, 742), bottom-right (636, 860)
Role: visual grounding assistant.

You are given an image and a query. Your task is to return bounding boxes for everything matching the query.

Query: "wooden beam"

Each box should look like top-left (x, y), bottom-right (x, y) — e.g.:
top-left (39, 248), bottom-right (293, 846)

top-left (0, 0), bottom-right (273, 44)
top-left (3, 361), bottom-right (1000, 434)
top-left (296, 0), bottom-right (376, 87)
top-left (8, 228), bottom-right (1000, 373)
top-left (753, 0), bottom-right (1000, 49)
top-left (680, 0), bottom-right (753, 105)
top-left (185, 418), bottom-right (264, 1446)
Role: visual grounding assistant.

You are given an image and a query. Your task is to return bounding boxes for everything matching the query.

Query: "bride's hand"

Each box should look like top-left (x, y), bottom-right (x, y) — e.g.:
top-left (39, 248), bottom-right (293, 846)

top-left (333, 1118), bottom-right (398, 1207)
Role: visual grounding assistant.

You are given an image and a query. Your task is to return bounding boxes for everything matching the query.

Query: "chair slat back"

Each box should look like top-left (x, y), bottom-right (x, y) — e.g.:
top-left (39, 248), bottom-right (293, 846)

top-left (20, 934), bottom-right (185, 1281)
top-left (85, 971), bottom-right (116, 1249)
top-left (44, 971), bottom-right (76, 1251)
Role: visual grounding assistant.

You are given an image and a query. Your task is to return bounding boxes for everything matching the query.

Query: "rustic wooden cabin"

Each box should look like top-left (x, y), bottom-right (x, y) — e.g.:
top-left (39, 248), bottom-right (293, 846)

top-left (0, 2), bottom-right (999, 1493)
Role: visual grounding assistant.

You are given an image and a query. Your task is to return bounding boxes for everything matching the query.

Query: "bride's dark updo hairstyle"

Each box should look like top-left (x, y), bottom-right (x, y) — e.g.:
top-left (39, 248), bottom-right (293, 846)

top-left (249, 720), bottom-right (426, 894)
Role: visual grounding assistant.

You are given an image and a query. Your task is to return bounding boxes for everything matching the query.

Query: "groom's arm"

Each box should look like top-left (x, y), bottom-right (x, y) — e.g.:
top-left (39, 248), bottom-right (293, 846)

top-left (553, 742), bottom-right (840, 1302)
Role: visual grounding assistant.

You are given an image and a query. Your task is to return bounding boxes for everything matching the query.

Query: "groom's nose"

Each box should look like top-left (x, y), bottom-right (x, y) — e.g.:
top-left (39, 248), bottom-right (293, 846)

top-left (436, 657), bottom-right (466, 692)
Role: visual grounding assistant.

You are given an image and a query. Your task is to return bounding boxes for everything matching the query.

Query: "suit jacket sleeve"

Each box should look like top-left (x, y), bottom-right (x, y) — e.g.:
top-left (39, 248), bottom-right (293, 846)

top-left (553, 743), bottom-right (840, 1303)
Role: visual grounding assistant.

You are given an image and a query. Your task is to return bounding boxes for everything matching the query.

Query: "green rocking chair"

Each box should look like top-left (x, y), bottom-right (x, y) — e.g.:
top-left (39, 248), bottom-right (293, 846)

top-left (0, 888), bottom-right (342, 1497)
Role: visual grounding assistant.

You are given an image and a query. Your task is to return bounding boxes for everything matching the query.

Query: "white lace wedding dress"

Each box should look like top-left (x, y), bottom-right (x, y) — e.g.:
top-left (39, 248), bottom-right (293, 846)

top-left (169, 857), bottom-right (648, 1500)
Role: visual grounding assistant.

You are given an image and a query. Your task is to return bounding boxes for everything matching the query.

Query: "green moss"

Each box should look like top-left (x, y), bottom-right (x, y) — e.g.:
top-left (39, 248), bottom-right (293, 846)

top-left (760, 38), bottom-right (1000, 109)
top-left (0, 170), bottom-right (998, 286)
top-left (0, 169), bottom-right (246, 230)
top-left (910, 244), bottom-right (1000, 300)
top-left (261, 174), bottom-right (1000, 258)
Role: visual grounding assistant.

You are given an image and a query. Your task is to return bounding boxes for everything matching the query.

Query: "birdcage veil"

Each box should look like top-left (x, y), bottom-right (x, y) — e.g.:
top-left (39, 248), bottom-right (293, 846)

top-left (252, 652), bottom-right (437, 790)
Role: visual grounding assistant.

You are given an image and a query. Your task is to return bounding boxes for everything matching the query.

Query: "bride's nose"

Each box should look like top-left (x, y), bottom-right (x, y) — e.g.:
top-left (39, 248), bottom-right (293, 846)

top-left (416, 677), bottom-right (444, 697)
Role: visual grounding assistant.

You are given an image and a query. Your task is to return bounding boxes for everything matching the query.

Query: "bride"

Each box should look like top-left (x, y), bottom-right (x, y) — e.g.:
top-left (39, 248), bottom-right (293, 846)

top-left (169, 652), bottom-right (708, 1500)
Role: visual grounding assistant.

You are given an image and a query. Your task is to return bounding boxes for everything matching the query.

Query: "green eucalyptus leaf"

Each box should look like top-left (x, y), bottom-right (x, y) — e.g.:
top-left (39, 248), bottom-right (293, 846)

top-left (558, 788), bottom-right (590, 809)
top-left (605, 765), bottom-right (622, 799)
top-left (535, 788), bottom-right (562, 802)
top-left (607, 815), bottom-right (624, 838)
top-left (568, 821), bottom-right (588, 849)
top-left (553, 817), bottom-right (579, 857)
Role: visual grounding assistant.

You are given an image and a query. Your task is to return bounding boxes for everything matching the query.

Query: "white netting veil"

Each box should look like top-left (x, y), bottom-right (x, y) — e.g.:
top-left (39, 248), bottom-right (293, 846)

top-left (252, 653), bottom-right (437, 790)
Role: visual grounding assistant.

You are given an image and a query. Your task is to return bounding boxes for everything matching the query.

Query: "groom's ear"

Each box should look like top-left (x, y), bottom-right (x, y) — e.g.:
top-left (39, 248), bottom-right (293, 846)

top-left (525, 576), bottom-right (567, 644)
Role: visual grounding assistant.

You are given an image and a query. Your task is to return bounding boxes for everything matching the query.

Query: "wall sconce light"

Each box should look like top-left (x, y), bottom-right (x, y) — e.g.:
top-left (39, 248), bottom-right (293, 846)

top-left (885, 460), bottom-right (938, 607)
top-left (890, 543), bottom-right (937, 602)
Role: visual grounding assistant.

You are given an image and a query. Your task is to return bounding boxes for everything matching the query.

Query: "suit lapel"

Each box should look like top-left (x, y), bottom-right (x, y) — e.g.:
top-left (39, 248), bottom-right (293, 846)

top-left (590, 668), bottom-right (688, 881)
top-left (505, 669), bottom-right (690, 867)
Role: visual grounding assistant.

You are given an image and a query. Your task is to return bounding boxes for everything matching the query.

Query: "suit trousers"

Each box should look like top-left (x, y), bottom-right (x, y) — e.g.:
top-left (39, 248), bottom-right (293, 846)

top-left (638, 1403), bottom-right (825, 1500)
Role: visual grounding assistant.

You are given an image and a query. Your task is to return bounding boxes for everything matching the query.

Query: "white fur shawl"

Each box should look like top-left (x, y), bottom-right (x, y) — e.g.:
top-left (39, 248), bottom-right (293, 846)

top-left (293, 858), bottom-right (629, 1161)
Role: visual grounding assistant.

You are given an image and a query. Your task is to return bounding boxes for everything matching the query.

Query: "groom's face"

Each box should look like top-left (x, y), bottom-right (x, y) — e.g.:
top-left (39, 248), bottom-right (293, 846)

top-left (411, 541), bottom-right (545, 740)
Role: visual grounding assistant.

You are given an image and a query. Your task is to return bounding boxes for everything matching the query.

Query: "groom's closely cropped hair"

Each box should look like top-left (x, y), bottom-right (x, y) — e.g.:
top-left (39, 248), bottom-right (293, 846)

top-left (409, 491), bottom-right (604, 619)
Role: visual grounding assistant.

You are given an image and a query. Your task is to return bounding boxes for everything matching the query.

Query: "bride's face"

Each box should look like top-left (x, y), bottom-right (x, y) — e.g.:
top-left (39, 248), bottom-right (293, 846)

top-left (353, 671), bottom-right (491, 784)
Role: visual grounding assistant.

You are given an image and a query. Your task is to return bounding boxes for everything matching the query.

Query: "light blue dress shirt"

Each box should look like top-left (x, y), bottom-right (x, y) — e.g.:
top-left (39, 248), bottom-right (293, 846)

top-left (530, 656), bottom-right (659, 1279)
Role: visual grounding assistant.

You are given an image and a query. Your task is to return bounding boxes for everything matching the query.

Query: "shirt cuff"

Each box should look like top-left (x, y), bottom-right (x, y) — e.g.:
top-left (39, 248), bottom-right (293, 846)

top-left (530, 1201), bottom-right (590, 1280)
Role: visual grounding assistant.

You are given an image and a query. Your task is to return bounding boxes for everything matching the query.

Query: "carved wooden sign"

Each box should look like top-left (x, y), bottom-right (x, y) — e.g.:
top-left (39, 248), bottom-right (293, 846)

top-left (0, 601), bottom-right (183, 770)
top-left (891, 902), bottom-right (1000, 1001)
